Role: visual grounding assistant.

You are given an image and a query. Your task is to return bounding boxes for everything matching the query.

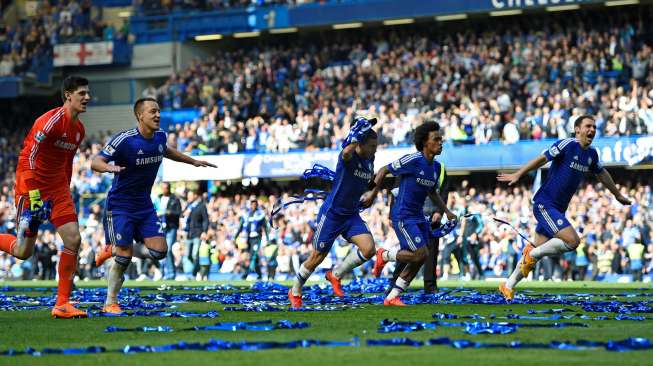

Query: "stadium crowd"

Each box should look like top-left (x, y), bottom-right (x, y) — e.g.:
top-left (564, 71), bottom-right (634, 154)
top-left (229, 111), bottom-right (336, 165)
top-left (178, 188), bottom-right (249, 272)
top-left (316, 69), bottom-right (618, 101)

top-left (138, 0), bottom-right (331, 15)
top-left (0, 114), bottom-right (651, 282)
top-left (150, 11), bottom-right (653, 154)
top-left (1, 8), bottom-right (653, 283)
top-left (0, 0), bottom-right (129, 77)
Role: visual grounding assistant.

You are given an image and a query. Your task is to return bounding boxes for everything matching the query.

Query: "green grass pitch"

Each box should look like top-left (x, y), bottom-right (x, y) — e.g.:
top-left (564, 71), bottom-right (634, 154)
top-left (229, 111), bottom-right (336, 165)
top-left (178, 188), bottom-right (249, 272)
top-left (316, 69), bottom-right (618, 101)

top-left (0, 280), bottom-right (651, 366)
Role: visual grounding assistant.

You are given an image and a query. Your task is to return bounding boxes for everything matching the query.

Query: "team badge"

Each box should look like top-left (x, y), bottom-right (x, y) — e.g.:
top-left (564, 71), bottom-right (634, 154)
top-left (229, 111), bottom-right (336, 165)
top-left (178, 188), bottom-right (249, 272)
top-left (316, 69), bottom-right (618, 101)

top-left (557, 219), bottom-right (563, 226)
top-left (103, 145), bottom-right (115, 156)
top-left (415, 236), bottom-right (422, 244)
top-left (319, 242), bottom-right (326, 249)
top-left (116, 233), bottom-right (122, 240)
top-left (76, 132), bottom-right (81, 142)
top-left (549, 146), bottom-right (560, 157)
top-left (588, 157), bottom-right (592, 165)
top-left (159, 144), bottom-right (164, 152)
top-left (392, 160), bottom-right (401, 170)
top-left (35, 131), bottom-right (46, 143)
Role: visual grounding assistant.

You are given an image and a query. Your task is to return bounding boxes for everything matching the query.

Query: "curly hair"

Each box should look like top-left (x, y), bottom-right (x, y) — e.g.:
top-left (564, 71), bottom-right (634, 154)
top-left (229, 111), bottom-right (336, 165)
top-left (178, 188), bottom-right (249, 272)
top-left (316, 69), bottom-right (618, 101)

top-left (413, 122), bottom-right (440, 151)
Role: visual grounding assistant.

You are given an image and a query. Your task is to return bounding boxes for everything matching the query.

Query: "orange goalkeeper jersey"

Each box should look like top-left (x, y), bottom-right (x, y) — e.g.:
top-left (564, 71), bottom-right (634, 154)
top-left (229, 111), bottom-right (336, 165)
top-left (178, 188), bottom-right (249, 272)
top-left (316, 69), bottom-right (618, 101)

top-left (15, 106), bottom-right (85, 196)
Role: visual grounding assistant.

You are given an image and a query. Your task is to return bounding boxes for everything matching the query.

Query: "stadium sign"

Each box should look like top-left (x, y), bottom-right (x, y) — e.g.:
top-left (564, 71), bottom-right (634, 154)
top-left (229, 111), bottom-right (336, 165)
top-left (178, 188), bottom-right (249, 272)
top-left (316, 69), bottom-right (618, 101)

top-left (53, 41), bottom-right (114, 67)
top-left (161, 154), bottom-right (245, 181)
top-left (491, 0), bottom-right (589, 9)
top-left (160, 136), bottom-right (653, 181)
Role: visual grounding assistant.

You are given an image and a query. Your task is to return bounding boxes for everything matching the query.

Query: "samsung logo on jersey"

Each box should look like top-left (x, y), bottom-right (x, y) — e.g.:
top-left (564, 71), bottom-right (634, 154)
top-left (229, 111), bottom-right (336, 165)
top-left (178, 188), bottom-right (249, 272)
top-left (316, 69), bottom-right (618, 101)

top-left (136, 155), bottom-right (163, 165)
top-left (54, 140), bottom-right (77, 151)
top-left (569, 161), bottom-right (589, 172)
top-left (354, 169), bottom-right (372, 180)
top-left (416, 178), bottom-right (435, 187)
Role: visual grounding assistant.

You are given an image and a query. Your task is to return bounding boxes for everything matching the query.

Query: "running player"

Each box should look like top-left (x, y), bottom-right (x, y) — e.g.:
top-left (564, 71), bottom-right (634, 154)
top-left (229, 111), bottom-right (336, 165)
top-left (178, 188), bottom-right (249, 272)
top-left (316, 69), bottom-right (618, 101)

top-left (497, 115), bottom-right (631, 300)
top-left (91, 97), bottom-right (215, 313)
top-left (0, 76), bottom-right (90, 318)
top-left (288, 117), bottom-right (378, 309)
top-left (387, 161), bottom-right (448, 294)
top-left (362, 121), bottom-right (456, 306)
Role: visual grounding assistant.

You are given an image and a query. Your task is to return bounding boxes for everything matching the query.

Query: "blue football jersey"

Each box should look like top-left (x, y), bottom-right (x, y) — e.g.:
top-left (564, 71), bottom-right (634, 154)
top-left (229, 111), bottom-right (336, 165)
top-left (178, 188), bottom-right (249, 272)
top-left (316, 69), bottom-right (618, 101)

top-left (533, 138), bottom-right (603, 211)
top-left (388, 152), bottom-right (443, 223)
top-left (320, 151), bottom-right (374, 216)
top-left (100, 128), bottom-right (167, 211)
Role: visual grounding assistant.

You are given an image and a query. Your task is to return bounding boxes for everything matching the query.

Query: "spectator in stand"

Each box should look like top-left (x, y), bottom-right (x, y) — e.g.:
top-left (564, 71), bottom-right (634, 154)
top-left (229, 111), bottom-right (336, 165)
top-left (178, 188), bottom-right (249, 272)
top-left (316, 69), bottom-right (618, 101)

top-left (154, 182), bottom-right (182, 280)
top-left (183, 189), bottom-right (209, 279)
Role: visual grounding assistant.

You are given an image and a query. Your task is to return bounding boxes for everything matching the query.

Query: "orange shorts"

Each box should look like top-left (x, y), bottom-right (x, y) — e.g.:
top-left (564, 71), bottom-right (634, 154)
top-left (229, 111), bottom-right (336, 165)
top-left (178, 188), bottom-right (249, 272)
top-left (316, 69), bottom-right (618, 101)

top-left (15, 191), bottom-right (78, 229)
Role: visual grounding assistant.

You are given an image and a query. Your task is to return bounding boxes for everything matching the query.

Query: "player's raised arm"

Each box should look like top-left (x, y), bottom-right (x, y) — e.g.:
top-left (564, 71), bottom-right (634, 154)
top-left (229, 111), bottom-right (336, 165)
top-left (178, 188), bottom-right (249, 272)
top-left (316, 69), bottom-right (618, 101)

top-left (90, 154), bottom-right (124, 173)
top-left (164, 146), bottom-right (217, 168)
top-left (497, 155), bottom-right (547, 186)
top-left (341, 141), bottom-right (358, 161)
top-left (596, 169), bottom-right (632, 205)
top-left (342, 116), bottom-right (377, 161)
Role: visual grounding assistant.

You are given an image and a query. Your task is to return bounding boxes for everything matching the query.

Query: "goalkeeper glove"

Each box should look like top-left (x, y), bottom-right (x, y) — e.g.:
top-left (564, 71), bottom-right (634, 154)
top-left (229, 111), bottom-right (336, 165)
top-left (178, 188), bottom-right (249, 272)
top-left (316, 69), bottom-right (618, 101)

top-left (28, 189), bottom-right (44, 212)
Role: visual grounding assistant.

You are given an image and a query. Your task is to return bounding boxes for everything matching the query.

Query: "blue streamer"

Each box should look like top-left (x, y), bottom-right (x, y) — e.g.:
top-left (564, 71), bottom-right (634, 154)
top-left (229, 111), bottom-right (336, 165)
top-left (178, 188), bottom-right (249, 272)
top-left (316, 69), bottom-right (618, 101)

top-left (1, 338), bottom-right (360, 356)
top-left (105, 326), bottom-right (173, 333)
top-left (380, 319), bottom-right (587, 334)
top-left (189, 320), bottom-right (309, 331)
top-left (89, 311), bottom-right (220, 318)
top-left (464, 322), bottom-right (517, 334)
top-left (431, 219), bottom-right (458, 238)
top-left (378, 319), bottom-right (436, 333)
top-left (1, 336), bottom-right (651, 356)
top-left (302, 164), bottom-right (336, 181)
top-left (365, 337), bottom-right (653, 352)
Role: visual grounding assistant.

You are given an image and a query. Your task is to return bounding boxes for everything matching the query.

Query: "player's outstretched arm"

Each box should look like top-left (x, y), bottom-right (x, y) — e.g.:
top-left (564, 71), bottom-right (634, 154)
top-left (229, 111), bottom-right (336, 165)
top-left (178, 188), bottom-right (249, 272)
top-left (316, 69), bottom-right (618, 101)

top-left (90, 155), bottom-right (124, 173)
top-left (497, 155), bottom-right (547, 185)
top-left (360, 166), bottom-right (389, 208)
top-left (164, 147), bottom-right (217, 168)
top-left (596, 169), bottom-right (632, 205)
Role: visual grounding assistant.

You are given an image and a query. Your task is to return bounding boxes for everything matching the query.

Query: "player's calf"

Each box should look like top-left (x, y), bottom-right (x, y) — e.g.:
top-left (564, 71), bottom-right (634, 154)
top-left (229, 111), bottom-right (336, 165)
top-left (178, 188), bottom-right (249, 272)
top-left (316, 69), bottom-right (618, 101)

top-left (105, 255), bottom-right (131, 307)
top-left (397, 246), bottom-right (427, 264)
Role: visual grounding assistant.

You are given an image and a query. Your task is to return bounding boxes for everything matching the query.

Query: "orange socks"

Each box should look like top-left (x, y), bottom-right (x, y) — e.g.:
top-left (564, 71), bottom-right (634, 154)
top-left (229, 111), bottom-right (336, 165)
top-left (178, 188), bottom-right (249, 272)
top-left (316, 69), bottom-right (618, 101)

top-left (55, 247), bottom-right (78, 306)
top-left (0, 234), bottom-right (17, 255)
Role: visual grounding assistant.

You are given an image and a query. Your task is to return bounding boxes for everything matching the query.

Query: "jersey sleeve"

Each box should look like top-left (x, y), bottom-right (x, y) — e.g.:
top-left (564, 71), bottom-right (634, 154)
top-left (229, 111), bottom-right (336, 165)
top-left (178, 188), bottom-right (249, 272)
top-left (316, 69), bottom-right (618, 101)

top-left (543, 138), bottom-right (573, 162)
top-left (22, 110), bottom-right (65, 185)
top-left (387, 153), bottom-right (419, 176)
top-left (100, 132), bottom-right (126, 163)
top-left (590, 148), bottom-right (603, 174)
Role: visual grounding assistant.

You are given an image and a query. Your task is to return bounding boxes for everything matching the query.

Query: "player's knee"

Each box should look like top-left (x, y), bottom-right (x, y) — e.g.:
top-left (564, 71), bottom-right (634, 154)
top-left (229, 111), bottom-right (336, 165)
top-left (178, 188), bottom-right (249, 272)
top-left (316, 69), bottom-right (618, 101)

top-left (558, 231), bottom-right (581, 249)
top-left (65, 232), bottom-right (82, 248)
top-left (14, 247), bottom-right (33, 260)
top-left (361, 245), bottom-right (375, 259)
top-left (566, 236), bottom-right (581, 249)
top-left (148, 247), bottom-right (167, 260)
top-left (413, 248), bottom-right (428, 263)
top-left (113, 255), bottom-right (132, 268)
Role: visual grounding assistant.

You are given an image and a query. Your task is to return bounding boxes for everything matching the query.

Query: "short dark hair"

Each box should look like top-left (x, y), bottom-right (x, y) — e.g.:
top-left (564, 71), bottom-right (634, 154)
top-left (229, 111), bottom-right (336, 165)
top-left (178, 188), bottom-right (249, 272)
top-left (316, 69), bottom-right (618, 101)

top-left (61, 75), bottom-right (89, 102)
top-left (133, 97), bottom-right (158, 118)
top-left (574, 115), bottom-right (595, 128)
top-left (413, 121), bottom-right (440, 151)
top-left (361, 129), bottom-right (378, 144)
